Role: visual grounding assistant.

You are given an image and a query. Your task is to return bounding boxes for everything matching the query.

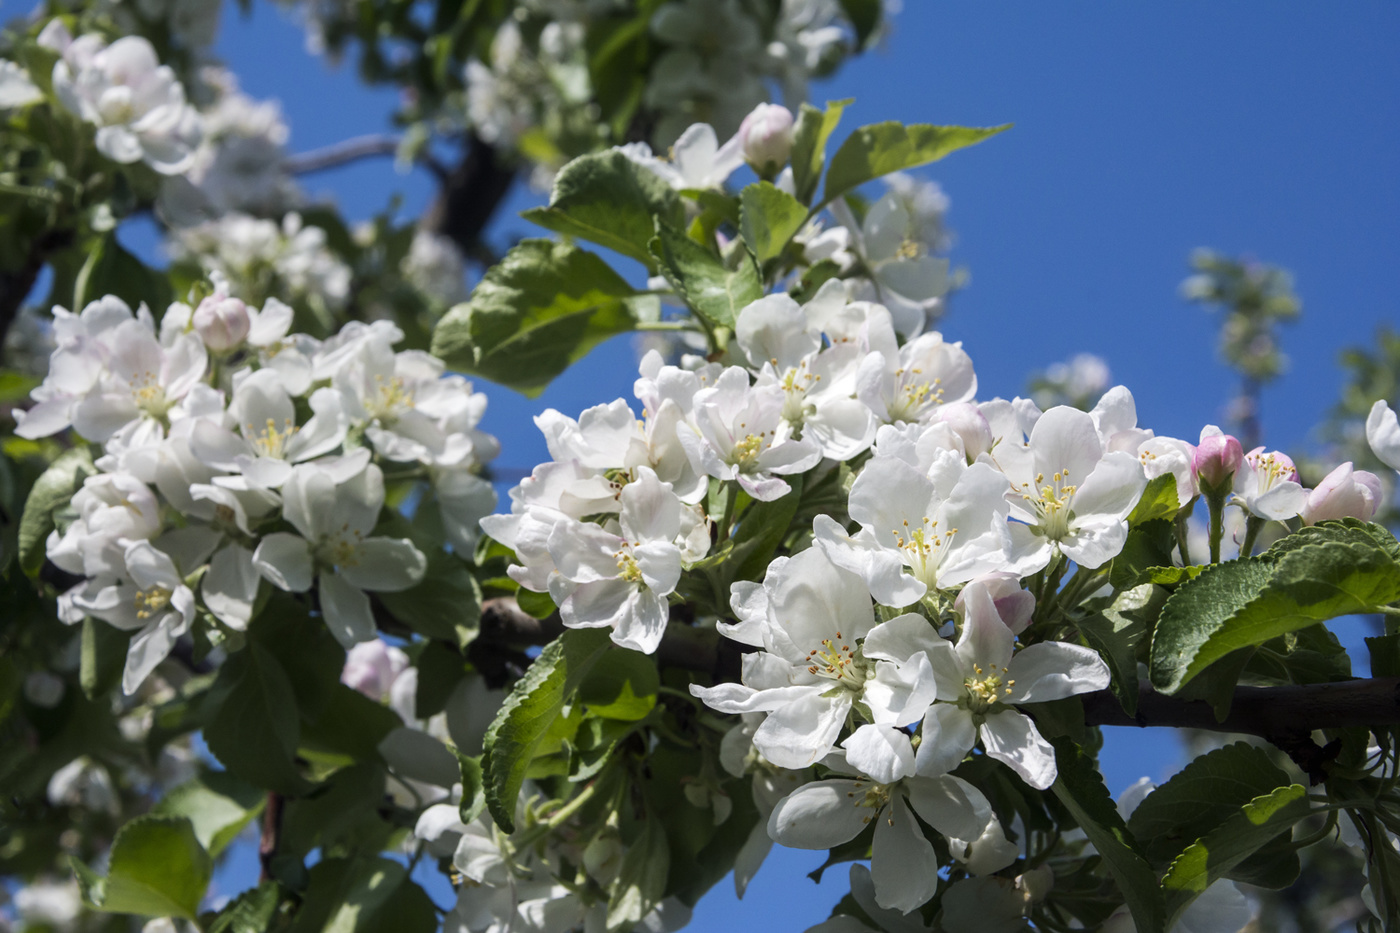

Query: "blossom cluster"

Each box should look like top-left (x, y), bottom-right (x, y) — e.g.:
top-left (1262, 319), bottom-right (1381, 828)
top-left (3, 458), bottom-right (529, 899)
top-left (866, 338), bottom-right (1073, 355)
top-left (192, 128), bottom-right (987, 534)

top-left (485, 274), bottom-right (1391, 919)
top-left (17, 286), bottom-right (498, 695)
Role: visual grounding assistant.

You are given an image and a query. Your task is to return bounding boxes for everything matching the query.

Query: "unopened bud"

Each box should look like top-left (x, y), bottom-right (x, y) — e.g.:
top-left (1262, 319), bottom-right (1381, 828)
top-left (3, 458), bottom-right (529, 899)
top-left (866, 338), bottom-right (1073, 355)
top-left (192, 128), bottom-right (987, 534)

top-left (934, 401), bottom-right (994, 461)
top-left (1301, 462), bottom-right (1383, 525)
top-left (192, 293), bottom-right (250, 351)
top-left (739, 103), bottom-right (795, 175)
top-left (1193, 426), bottom-right (1243, 491)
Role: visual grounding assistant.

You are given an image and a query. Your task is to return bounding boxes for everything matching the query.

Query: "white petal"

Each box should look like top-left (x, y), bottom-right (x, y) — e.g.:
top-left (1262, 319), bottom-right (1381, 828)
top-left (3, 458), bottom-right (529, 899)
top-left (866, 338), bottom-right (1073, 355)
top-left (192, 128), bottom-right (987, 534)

top-left (1005, 641), bottom-right (1111, 703)
top-left (752, 690), bottom-right (850, 769)
top-left (841, 724), bottom-right (915, 785)
top-left (338, 538), bottom-right (427, 592)
top-left (870, 793), bottom-right (939, 914)
top-left (252, 532), bottom-right (313, 592)
top-left (766, 780), bottom-right (873, 849)
top-left (905, 774), bottom-right (993, 843)
top-left (914, 703), bottom-right (977, 776)
top-left (319, 573), bottom-right (377, 648)
top-left (203, 544), bottom-right (259, 631)
top-left (980, 710), bottom-right (1058, 790)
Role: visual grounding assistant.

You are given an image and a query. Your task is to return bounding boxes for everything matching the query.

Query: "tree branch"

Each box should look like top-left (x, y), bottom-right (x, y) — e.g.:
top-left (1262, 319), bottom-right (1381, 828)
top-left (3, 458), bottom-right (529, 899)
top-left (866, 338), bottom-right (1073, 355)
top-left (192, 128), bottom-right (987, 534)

top-left (478, 597), bottom-right (1400, 780)
top-left (258, 791), bottom-right (284, 882)
top-left (284, 134), bottom-right (402, 175)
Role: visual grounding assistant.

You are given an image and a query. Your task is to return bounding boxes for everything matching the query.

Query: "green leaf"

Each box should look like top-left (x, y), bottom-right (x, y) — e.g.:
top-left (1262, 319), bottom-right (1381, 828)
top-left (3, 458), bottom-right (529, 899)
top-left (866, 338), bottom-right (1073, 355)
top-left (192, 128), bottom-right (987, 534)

top-left (520, 149), bottom-right (683, 269)
top-left (838, 0), bottom-right (882, 47)
top-left (207, 882), bottom-right (286, 933)
top-left (1109, 520), bottom-right (1177, 591)
top-left (481, 628), bottom-right (612, 831)
top-left (1128, 473), bottom-right (1180, 526)
top-left (1125, 743), bottom-right (1293, 868)
top-left (821, 122), bottom-right (1010, 208)
top-left (1160, 785), bottom-right (1311, 926)
top-left (377, 551), bottom-right (480, 649)
top-left (516, 587), bottom-right (558, 619)
top-left (649, 224), bottom-right (763, 330)
top-left (414, 640), bottom-right (467, 719)
top-left (18, 445), bottom-right (94, 576)
top-left (74, 233), bottom-right (174, 314)
top-left (299, 684), bottom-right (402, 764)
top-left (154, 771), bottom-right (265, 857)
top-left (80, 617), bottom-right (133, 699)
top-left (289, 857), bottom-right (437, 933)
top-left (1368, 633), bottom-right (1400, 677)
top-left (458, 753), bottom-right (486, 825)
top-left (578, 648), bottom-right (659, 721)
top-left (431, 239), bottom-right (640, 397)
top-left (608, 818), bottom-right (670, 930)
top-left (739, 182), bottom-right (808, 264)
top-left (1076, 585), bottom-right (1155, 717)
top-left (204, 642), bottom-right (308, 795)
top-left (81, 816), bottom-right (212, 920)
top-left (1050, 738), bottom-right (1164, 933)
top-left (790, 99), bottom-right (850, 205)
top-left (1150, 521), bottom-right (1400, 694)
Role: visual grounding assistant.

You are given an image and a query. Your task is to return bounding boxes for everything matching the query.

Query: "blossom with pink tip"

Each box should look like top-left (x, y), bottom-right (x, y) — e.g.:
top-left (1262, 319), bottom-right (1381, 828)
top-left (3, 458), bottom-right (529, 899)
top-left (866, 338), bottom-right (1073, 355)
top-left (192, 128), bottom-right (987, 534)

top-left (1194, 426), bottom-right (1243, 491)
top-left (1300, 463), bottom-right (1383, 525)
top-left (738, 103), bottom-right (795, 173)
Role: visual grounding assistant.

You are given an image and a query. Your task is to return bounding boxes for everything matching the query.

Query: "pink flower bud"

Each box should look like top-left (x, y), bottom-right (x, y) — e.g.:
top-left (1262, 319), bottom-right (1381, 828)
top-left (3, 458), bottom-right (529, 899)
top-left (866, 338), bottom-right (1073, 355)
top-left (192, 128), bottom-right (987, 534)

top-left (1300, 462), bottom-right (1383, 525)
top-left (192, 293), bottom-right (250, 351)
top-left (934, 402), bottom-right (995, 461)
top-left (739, 103), bottom-right (795, 172)
top-left (1193, 426), bottom-right (1243, 489)
top-left (955, 572), bottom-right (1035, 635)
top-left (341, 640), bottom-right (408, 701)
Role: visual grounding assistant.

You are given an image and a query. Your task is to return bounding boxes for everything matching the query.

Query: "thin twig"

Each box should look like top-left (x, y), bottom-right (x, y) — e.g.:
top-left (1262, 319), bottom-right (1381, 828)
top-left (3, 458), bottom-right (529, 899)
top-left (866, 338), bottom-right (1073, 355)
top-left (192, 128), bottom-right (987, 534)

top-left (284, 135), bottom-right (402, 175)
top-left (258, 791), bottom-right (285, 882)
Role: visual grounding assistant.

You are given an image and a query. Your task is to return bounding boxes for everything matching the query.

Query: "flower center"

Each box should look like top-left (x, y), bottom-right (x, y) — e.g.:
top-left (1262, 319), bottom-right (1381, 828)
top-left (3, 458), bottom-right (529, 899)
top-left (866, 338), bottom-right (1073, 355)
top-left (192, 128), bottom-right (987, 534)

top-left (371, 374), bottom-right (415, 420)
top-left (804, 634), bottom-right (865, 689)
top-left (317, 526), bottom-right (364, 568)
top-left (128, 372), bottom-right (172, 418)
top-left (845, 779), bottom-right (893, 825)
top-left (134, 585), bottom-right (172, 620)
top-left (246, 417), bottom-right (298, 459)
top-left (891, 517), bottom-right (958, 590)
top-left (1020, 468), bottom-right (1077, 540)
top-left (614, 549), bottom-right (643, 584)
top-left (963, 663), bottom-right (1015, 715)
top-left (894, 238), bottom-right (924, 261)
top-left (888, 368), bottom-right (943, 422)
top-left (1246, 451), bottom-right (1295, 491)
top-left (732, 431), bottom-right (769, 470)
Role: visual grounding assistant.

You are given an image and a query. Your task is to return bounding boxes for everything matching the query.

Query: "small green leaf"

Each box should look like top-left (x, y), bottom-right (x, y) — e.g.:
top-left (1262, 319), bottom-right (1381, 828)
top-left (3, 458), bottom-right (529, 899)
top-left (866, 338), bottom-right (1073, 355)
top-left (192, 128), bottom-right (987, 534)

top-left (739, 182), bottom-right (808, 264)
top-left (481, 629), bottom-right (612, 831)
top-left (204, 642), bottom-right (308, 795)
top-left (207, 882), bottom-right (285, 933)
top-left (790, 99), bottom-right (850, 205)
top-left (431, 239), bottom-right (639, 397)
top-left (578, 648), bottom-right (659, 721)
top-left (458, 753), bottom-right (486, 825)
top-left (821, 122), bottom-right (1010, 208)
top-left (1050, 738), bottom-right (1164, 933)
top-left (289, 857), bottom-right (437, 933)
top-left (19, 445), bottom-right (94, 576)
top-left (1161, 785), bottom-right (1310, 926)
top-left (1075, 584), bottom-right (1158, 717)
top-left (1150, 521), bottom-right (1400, 694)
top-left (516, 587), bottom-right (557, 620)
top-left (608, 818), bottom-right (670, 930)
top-left (1126, 743), bottom-right (1293, 868)
top-left (1128, 473), bottom-right (1180, 526)
top-left (521, 149), bottom-right (684, 269)
top-left (1109, 520), bottom-right (1177, 591)
top-left (649, 224), bottom-right (763, 330)
top-left (82, 815), bottom-right (213, 920)
top-left (377, 551), bottom-right (481, 649)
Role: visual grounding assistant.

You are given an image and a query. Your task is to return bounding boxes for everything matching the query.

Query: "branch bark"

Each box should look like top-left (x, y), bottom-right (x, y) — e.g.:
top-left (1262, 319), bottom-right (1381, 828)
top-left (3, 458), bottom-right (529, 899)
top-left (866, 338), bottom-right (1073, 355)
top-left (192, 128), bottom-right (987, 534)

top-left (284, 135), bottom-right (402, 175)
top-left (478, 594), bottom-right (1400, 772)
top-left (258, 791), bottom-right (284, 882)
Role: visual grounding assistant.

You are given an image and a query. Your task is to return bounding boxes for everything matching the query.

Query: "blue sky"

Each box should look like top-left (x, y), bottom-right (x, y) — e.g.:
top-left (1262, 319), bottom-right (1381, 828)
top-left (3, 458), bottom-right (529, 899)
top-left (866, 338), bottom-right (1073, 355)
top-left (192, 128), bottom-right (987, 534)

top-left (199, 1), bottom-right (1400, 926)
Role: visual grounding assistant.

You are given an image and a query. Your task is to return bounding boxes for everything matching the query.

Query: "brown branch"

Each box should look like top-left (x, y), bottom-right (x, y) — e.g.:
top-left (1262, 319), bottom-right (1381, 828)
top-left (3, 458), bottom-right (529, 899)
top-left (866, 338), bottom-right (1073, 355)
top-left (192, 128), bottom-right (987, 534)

top-left (421, 135), bottom-right (516, 262)
top-left (478, 597), bottom-right (1400, 780)
top-left (258, 791), bottom-right (285, 882)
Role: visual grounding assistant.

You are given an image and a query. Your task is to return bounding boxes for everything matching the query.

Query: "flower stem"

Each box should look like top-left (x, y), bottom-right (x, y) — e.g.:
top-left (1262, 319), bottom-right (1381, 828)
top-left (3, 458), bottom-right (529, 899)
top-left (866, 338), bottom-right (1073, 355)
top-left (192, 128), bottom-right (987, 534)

top-left (1206, 492), bottom-right (1227, 564)
top-left (1174, 498), bottom-right (1196, 566)
top-left (1239, 515), bottom-right (1265, 558)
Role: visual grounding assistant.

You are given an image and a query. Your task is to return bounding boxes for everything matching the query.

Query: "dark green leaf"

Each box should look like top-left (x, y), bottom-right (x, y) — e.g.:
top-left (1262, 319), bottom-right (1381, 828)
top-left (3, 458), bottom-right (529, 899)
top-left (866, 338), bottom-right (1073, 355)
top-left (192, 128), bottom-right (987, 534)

top-left (154, 771), bottom-right (265, 857)
top-left (1050, 739), bottom-right (1164, 933)
top-left (414, 640), bottom-right (467, 719)
top-left (578, 648), bottom-right (659, 721)
top-left (608, 818), bottom-right (670, 930)
top-left (649, 224), bottom-right (763, 330)
top-left (378, 551), bottom-right (480, 649)
top-left (481, 629), bottom-right (612, 830)
top-left (739, 182), bottom-right (808, 264)
top-left (289, 857), bottom-right (437, 933)
top-left (790, 99), bottom-right (850, 205)
top-left (516, 587), bottom-right (557, 619)
top-left (1160, 785), bottom-right (1310, 926)
top-left (1109, 520), bottom-right (1176, 591)
top-left (206, 882), bottom-right (286, 933)
top-left (458, 753), bottom-right (486, 825)
top-left (521, 149), bottom-right (683, 268)
top-left (19, 446), bottom-right (94, 576)
top-left (838, 0), bottom-right (882, 47)
top-left (1075, 584), bottom-right (1158, 717)
top-left (80, 617), bottom-right (132, 700)
top-left (1126, 743), bottom-right (1293, 868)
top-left (431, 239), bottom-right (639, 397)
top-left (204, 642), bottom-right (308, 795)
top-left (299, 684), bottom-right (402, 763)
top-left (821, 122), bottom-right (1010, 207)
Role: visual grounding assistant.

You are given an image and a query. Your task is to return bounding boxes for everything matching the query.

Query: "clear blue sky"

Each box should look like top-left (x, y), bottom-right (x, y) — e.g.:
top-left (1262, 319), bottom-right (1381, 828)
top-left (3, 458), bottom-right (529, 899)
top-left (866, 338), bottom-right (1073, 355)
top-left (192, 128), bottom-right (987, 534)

top-left (197, 1), bottom-right (1400, 926)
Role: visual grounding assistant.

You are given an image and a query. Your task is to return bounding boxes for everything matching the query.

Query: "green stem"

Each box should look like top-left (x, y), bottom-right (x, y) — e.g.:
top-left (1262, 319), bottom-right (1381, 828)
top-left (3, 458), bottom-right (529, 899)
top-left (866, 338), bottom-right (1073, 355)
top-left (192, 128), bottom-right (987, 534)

top-left (1206, 493), bottom-right (1227, 564)
top-left (1239, 515), bottom-right (1265, 558)
top-left (717, 482), bottom-right (739, 543)
top-left (1174, 498), bottom-right (1196, 567)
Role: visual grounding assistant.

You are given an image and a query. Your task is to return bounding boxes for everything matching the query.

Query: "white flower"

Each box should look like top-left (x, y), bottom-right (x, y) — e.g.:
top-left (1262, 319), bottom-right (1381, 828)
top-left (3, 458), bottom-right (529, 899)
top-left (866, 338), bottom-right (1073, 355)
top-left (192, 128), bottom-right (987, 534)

top-left (546, 467), bottom-right (684, 654)
top-left (47, 472), bottom-right (162, 579)
top-left (768, 753), bottom-right (993, 914)
top-left (71, 318), bottom-right (208, 447)
top-left (251, 462), bottom-right (427, 648)
top-left (47, 757), bottom-right (120, 815)
top-left (0, 60), bottom-right (43, 109)
top-left (51, 32), bottom-right (202, 174)
top-left (678, 366), bottom-right (822, 501)
top-left (1300, 462), bottom-right (1383, 525)
top-left (1367, 400), bottom-right (1400, 472)
top-left (835, 191), bottom-right (950, 337)
top-left (856, 310), bottom-right (978, 425)
top-left (1230, 447), bottom-right (1306, 521)
top-left (623, 121), bottom-right (745, 190)
top-left (910, 580), bottom-right (1110, 789)
top-left (690, 549), bottom-right (936, 768)
top-left (996, 405), bottom-right (1147, 573)
top-left (814, 447), bottom-right (1013, 607)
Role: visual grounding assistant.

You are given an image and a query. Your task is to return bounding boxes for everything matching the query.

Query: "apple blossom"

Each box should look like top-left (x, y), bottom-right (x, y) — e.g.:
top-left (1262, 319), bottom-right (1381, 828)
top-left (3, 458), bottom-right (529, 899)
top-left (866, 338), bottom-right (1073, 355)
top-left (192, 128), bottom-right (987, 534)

top-left (1367, 400), bottom-right (1400, 472)
top-left (1300, 462), bottom-right (1383, 525)
top-left (1194, 426), bottom-right (1244, 490)
top-left (1232, 446), bottom-right (1306, 521)
top-left (739, 103), bottom-right (795, 173)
